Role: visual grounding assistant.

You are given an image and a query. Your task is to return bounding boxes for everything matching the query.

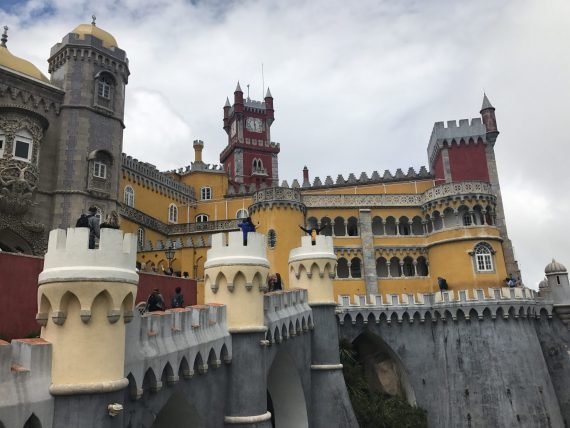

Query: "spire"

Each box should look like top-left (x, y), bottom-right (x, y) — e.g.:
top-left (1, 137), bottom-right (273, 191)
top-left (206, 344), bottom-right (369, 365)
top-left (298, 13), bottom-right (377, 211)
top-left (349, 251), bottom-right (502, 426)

top-left (235, 81), bottom-right (242, 93)
top-left (481, 93), bottom-right (494, 111)
top-left (265, 87), bottom-right (272, 98)
top-left (1, 26), bottom-right (8, 48)
top-left (224, 97), bottom-right (231, 107)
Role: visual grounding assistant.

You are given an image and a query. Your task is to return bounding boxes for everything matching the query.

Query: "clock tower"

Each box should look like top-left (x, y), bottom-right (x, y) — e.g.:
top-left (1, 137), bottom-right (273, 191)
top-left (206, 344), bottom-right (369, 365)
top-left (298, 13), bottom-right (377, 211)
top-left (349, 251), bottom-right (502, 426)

top-left (221, 82), bottom-right (280, 188)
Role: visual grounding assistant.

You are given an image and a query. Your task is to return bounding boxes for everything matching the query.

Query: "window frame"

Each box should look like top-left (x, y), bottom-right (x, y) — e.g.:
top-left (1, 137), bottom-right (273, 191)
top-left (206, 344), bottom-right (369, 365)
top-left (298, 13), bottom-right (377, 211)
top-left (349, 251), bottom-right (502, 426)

top-left (195, 214), bottom-right (209, 223)
top-left (168, 203), bottom-right (178, 224)
top-left (236, 208), bottom-right (248, 219)
top-left (13, 131), bottom-right (33, 162)
top-left (124, 185), bottom-right (135, 207)
top-left (97, 76), bottom-right (113, 99)
top-left (137, 228), bottom-right (145, 248)
top-left (472, 243), bottom-right (495, 273)
top-left (200, 186), bottom-right (212, 201)
top-left (93, 161), bottom-right (107, 179)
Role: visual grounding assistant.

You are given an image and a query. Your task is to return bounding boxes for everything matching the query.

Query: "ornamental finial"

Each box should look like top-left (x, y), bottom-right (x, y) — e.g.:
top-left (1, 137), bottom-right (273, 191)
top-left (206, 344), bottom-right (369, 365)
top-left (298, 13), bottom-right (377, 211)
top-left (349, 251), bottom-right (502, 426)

top-left (1, 26), bottom-right (8, 48)
top-left (92, 15), bottom-right (96, 25)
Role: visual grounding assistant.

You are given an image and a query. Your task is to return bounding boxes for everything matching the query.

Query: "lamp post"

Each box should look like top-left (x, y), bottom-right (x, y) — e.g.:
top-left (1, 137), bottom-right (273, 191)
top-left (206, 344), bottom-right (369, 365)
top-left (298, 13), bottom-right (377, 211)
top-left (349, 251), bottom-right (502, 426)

top-left (164, 245), bottom-right (175, 268)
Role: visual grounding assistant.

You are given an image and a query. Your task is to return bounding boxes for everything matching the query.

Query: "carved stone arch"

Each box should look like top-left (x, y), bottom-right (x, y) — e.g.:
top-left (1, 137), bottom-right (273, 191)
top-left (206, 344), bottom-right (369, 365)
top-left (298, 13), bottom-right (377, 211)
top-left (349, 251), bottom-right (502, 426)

top-left (220, 343), bottom-right (231, 364)
top-left (126, 372), bottom-right (140, 401)
top-left (91, 289), bottom-right (120, 324)
top-left (539, 308), bottom-right (550, 319)
top-left (456, 308), bottom-right (466, 321)
top-left (252, 271), bottom-right (265, 292)
top-left (161, 361), bottom-right (176, 386)
top-left (389, 312), bottom-right (399, 324)
top-left (412, 311), bottom-right (421, 323)
top-left (288, 320), bottom-right (295, 337)
top-left (142, 367), bottom-right (159, 397)
top-left (281, 324), bottom-right (288, 340)
top-left (178, 356), bottom-right (191, 380)
top-left (307, 315), bottom-right (313, 329)
top-left (266, 328), bottom-right (273, 343)
top-left (482, 307), bottom-right (492, 320)
top-left (508, 306), bottom-right (517, 319)
top-left (401, 312), bottom-right (411, 324)
top-left (232, 271), bottom-right (247, 292)
top-left (424, 311), bottom-right (433, 323)
top-left (367, 312), bottom-right (376, 325)
top-left (23, 413), bottom-right (42, 428)
top-left (301, 316), bottom-right (307, 332)
top-left (295, 318), bottom-right (301, 334)
top-left (496, 307), bottom-right (505, 320)
top-left (208, 347), bottom-right (220, 369)
top-left (121, 292), bottom-right (135, 323)
top-left (379, 312), bottom-right (388, 324)
top-left (274, 326), bottom-right (281, 343)
top-left (194, 352), bottom-right (206, 374)
top-left (310, 262), bottom-right (320, 279)
top-left (469, 308), bottom-right (479, 321)
top-left (94, 69), bottom-right (118, 84)
top-left (433, 310), bottom-right (442, 322)
top-left (87, 148), bottom-right (114, 165)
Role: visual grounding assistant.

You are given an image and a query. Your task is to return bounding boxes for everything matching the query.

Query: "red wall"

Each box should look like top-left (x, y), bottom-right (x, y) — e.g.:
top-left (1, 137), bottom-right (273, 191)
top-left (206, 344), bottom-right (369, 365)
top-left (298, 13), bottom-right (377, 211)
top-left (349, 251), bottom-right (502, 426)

top-left (448, 142), bottom-right (490, 182)
top-left (433, 152), bottom-right (445, 182)
top-left (0, 253), bottom-right (196, 340)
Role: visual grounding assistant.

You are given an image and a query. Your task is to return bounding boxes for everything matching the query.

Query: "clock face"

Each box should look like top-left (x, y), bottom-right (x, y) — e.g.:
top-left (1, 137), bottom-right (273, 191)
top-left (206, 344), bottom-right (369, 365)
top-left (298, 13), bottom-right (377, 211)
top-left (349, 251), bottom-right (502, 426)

top-left (246, 117), bottom-right (264, 133)
top-left (231, 120), bottom-right (236, 136)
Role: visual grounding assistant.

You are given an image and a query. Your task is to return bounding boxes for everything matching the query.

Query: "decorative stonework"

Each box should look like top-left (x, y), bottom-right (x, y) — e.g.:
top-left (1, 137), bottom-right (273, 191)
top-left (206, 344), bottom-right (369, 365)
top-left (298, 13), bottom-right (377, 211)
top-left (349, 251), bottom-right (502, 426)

top-left (250, 187), bottom-right (305, 214)
top-left (421, 181), bottom-right (494, 207)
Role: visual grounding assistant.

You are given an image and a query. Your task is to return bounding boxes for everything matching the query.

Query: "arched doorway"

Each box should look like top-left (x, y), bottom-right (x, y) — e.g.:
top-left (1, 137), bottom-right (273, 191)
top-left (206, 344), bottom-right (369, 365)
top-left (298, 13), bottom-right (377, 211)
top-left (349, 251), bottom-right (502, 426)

top-left (267, 351), bottom-right (309, 427)
top-left (352, 330), bottom-right (416, 404)
top-left (151, 391), bottom-right (204, 428)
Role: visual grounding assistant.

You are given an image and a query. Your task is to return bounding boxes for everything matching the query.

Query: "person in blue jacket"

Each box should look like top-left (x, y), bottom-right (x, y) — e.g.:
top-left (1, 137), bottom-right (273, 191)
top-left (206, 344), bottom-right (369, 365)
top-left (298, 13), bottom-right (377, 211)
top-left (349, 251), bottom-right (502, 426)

top-left (238, 217), bottom-right (256, 246)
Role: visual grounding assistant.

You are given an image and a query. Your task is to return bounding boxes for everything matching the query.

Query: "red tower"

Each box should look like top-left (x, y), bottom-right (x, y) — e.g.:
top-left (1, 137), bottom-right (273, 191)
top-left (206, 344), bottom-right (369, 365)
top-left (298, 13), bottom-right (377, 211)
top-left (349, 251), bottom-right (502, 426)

top-left (220, 82), bottom-right (280, 188)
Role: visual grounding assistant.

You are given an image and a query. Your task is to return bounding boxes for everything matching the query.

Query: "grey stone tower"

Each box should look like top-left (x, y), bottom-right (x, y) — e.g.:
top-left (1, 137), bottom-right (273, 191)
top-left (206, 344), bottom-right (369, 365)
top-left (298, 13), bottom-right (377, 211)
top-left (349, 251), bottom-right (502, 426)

top-left (47, 19), bottom-right (129, 228)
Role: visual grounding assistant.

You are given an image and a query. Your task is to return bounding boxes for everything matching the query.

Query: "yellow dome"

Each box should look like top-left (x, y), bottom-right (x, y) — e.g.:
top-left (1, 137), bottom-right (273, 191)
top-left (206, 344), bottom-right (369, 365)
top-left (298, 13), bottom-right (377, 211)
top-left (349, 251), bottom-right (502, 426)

top-left (71, 23), bottom-right (118, 49)
top-left (0, 45), bottom-right (49, 83)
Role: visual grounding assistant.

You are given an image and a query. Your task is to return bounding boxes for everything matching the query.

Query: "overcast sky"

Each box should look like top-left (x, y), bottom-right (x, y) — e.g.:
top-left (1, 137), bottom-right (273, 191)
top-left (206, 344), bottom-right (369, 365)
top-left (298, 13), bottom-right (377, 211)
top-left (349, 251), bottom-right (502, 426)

top-left (1, 0), bottom-right (569, 289)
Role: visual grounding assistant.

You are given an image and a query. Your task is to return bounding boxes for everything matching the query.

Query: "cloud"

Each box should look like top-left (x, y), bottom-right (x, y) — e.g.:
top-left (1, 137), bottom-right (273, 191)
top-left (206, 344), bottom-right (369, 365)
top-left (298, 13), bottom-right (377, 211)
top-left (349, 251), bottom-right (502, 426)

top-left (1, 0), bottom-right (568, 286)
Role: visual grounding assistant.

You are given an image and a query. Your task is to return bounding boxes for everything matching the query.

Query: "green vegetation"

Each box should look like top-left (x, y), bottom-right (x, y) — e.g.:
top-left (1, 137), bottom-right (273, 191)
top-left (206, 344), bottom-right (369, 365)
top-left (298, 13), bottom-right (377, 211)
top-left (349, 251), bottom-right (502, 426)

top-left (340, 339), bottom-right (427, 428)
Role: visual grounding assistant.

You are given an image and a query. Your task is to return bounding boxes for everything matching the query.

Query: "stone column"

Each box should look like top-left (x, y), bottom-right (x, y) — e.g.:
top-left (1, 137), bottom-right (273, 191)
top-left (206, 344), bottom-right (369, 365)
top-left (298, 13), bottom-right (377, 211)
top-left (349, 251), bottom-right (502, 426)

top-left (358, 209), bottom-right (378, 295)
top-left (204, 232), bottom-right (272, 428)
top-left (289, 235), bottom-right (358, 427)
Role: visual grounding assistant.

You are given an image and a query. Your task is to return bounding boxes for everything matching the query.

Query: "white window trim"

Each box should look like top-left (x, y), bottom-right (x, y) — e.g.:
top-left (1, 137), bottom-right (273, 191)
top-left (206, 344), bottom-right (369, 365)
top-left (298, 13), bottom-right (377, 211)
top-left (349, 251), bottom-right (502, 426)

top-left (124, 185), bottom-right (135, 207)
top-left (97, 78), bottom-right (112, 99)
top-left (236, 209), bottom-right (248, 219)
top-left (201, 186), bottom-right (212, 200)
top-left (93, 161), bottom-right (107, 179)
top-left (13, 132), bottom-right (33, 162)
top-left (196, 214), bottom-right (209, 223)
top-left (168, 203), bottom-right (178, 224)
top-left (473, 244), bottom-right (494, 272)
top-left (137, 228), bottom-right (145, 248)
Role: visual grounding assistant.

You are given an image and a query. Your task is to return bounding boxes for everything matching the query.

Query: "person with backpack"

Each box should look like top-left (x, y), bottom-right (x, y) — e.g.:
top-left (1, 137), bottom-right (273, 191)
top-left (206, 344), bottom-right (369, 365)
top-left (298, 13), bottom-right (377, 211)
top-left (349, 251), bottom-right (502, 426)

top-left (171, 287), bottom-right (184, 308)
top-left (76, 207), bottom-right (100, 249)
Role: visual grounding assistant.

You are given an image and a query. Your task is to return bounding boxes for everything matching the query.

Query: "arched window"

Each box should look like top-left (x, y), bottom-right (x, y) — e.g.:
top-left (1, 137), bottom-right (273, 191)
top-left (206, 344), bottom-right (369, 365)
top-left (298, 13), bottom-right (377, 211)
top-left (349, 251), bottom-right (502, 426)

top-left (201, 186), bottom-right (212, 200)
top-left (385, 216), bottom-right (397, 235)
top-left (350, 258), bottom-right (362, 278)
top-left (124, 186), bottom-right (135, 207)
top-left (417, 256), bottom-right (429, 276)
top-left (307, 217), bottom-right (318, 229)
top-left (337, 258), bottom-right (349, 278)
top-left (236, 208), bottom-right (248, 219)
top-left (389, 256), bottom-right (401, 277)
top-left (432, 211), bottom-right (443, 230)
top-left (372, 216), bottom-right (384, 235)
top-left (137, 228), bottom-right (145, 249)
top-left (473, 243), bottom-right (494, 272)
top-left (13, 129), bottom-right (33, 162)
top-left (443, 208), bottom-right (456, 228)
top-left (403, 256), bottom-right (415, 276)
top-left (334, 217), bottom-right (345, 236)
top-left (376, 257), bottom-right (388, 277)
top-left (347, 217), bottom-right (359, 236)
top-left (196, 214), bottom-right (208, 223)
top-left (168, 204), bottom-right (178, 223)
top-left (412, 216), bottom-right (423, 235)
top-left (252, 158), bottom-right (266, 175)
top-left (267, 229), bottom-right (277, 249)
top-left (398, 217), bottom-right (410, 235)
top-left (320, 216), bottom-right (332, 236)
top-left (97, 75), bottom-right (113, 99)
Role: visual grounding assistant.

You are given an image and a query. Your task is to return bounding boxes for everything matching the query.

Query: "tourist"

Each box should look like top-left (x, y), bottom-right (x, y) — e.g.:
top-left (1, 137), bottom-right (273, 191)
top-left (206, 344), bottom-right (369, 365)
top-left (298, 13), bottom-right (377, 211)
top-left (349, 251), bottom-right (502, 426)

top-left (146, 288), bottom-right (165, 312)
top-left (299, 222), bottom-right (328, 245)
top-left (238, 216), bottom-right (256, 246)
top-left (87, 206), bottom-right (100, 249)
top-left (171, 287), bottom-right (184, 308)
top-left (274, 273), bottom-right (283, 291)
top-left (437, 277), bottom-right (448, 294)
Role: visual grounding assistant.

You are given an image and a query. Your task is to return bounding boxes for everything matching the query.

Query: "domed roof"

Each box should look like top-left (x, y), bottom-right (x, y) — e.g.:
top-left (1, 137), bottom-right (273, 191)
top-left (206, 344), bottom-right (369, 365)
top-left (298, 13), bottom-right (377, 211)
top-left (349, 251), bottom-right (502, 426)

top-left (538, 278), bottom-right (548, 288)
top-left (0, 27), bottom-right (49, 83)
top-left (71, 21), bottom-right (118, 49)
top-left (545, 259), bottom-right (567, 274)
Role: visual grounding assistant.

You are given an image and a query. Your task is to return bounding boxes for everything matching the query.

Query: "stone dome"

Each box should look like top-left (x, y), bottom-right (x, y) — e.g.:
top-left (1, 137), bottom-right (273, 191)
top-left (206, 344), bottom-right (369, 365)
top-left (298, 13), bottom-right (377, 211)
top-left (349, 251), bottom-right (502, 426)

top-left (0, 44), bottom-right (49, 83)
top-left (545, 259), bottom-right (567, 275)
top-left (538, 278), bottom-right (548, 289)
top-left (71, 22), bottom-right (118, 49)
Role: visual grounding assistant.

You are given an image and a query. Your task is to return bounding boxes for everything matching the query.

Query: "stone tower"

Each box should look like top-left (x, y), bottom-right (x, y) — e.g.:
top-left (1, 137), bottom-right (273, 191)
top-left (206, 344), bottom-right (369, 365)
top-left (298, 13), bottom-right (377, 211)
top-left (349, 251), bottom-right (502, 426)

top-left (427, 94), bottom-right (521, 281)
top-left (288, 235), bottom-right (358, 427)
top-left (204, 231), bottom-right (272, 426)
top-left (220, 83), bottom-right (279, 187)
top-left (36, 228), bottom-right (137, 426)
top-left (47, 20), bottom-right (130, 228)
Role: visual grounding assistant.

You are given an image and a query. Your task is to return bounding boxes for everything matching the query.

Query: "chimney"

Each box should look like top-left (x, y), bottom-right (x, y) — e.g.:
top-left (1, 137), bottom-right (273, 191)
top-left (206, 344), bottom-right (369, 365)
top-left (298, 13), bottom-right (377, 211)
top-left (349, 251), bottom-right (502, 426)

top-left (193, 140), bottom-right (204, 163)
top-left (302, 166), bottom-right (310, 187)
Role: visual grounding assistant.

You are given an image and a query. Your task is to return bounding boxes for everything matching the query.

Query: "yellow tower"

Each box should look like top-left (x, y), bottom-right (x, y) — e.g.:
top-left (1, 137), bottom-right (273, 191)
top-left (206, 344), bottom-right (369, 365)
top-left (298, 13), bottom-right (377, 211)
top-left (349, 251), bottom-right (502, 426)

top-left (204, 231), bottom-right (269, 331)
top-left (249, 187), bottom-right (305, 286)
top-left (36, 228), bottom-right (138, 394)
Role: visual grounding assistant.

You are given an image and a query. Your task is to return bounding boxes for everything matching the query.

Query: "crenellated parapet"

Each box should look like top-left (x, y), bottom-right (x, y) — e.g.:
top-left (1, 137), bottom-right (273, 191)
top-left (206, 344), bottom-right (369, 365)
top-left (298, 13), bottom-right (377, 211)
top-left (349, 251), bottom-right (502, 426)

top-left (264, 289), bottom-right (313, 344)
top-left (337, 287), bottom-right (552, 325)
top-left (204, 232), bottom-right (270, 331)
top-left (289, 235), bottom-right (337, 305)
top-left (38, 228), bottom-right (138, 395)
top-left (427, 118), bottom-right (488, 166)
top-left (249, 186), bottom-right (305, 214)
top-left (124, 304), bottom-right (231, 399)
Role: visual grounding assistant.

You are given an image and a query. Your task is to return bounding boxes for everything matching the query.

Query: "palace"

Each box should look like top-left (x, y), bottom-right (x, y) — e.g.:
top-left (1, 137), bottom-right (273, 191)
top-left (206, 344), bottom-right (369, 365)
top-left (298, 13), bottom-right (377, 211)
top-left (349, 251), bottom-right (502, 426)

top-left (0, 20), bottom-right (520, 304)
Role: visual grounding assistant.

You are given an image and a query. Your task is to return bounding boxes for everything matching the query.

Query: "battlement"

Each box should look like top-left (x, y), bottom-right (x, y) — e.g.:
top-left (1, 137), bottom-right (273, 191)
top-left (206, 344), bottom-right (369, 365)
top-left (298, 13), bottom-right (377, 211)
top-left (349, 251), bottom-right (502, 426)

top-left (337, 287), bottom-right (552, 324)
top-left (39, 228), bottom-right (138, 284)
top-left (125, 304), bottom-right (231, 391)
top-left (204, 232), bottom-right (269, 269)
top-left (427, 117), bottom-right (488, 165)
top-left (264, 289), bottom-right (313, 343)
top-left (168, 162), bottom-right (226, 176)
top-left (289, 235), bottom-right (336, 264)
top-left (244, 98), bottom-right (266, 110)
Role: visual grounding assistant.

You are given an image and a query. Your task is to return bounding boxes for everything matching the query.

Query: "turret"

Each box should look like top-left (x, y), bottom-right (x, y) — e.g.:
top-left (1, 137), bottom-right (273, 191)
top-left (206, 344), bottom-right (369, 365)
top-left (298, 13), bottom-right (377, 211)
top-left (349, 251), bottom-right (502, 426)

top-left (233, 81), bottom-right (244, 113)
top-left (204, 231), bottom-right (269, 330)
top-left (223, 97), bottom-right (231, 133)
top-left (193, 139), bottom-right (204, 163)
top-left (302, 166), bottom-right (310, 187)
top-left (265, 87), bottom-right (274, 124)
top-left (36, 228), bottom-right (138, 394)
top-left (480, 93), bottom-right (499, 143)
